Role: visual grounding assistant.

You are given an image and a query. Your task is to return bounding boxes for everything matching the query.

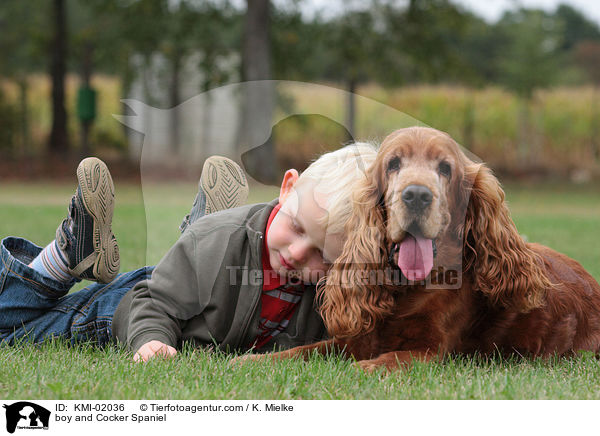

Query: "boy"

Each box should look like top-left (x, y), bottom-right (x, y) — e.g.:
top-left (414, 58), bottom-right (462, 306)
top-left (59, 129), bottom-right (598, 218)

top-left (0, 144), bottom-right (376, 361)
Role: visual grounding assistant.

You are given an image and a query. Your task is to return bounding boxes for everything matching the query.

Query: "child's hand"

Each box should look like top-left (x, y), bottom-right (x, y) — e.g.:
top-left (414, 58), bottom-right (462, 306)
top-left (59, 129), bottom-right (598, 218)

top-left (134, 340), bottom-right (177, 362)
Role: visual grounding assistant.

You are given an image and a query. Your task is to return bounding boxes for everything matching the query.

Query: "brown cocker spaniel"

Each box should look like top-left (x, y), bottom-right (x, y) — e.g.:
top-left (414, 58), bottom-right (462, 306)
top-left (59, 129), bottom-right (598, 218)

top-left (242, 126), bottom-right (600, 371)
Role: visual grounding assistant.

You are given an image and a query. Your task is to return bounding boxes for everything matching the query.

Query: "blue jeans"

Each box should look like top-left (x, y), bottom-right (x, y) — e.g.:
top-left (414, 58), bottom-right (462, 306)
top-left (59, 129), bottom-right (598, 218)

top-left (0, 237), bottom-right (152, 346)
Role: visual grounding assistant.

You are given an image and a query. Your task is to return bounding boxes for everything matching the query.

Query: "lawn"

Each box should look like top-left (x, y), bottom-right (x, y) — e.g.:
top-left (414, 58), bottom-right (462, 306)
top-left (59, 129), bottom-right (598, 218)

top-left (0, 180), bottom-right (599, 399)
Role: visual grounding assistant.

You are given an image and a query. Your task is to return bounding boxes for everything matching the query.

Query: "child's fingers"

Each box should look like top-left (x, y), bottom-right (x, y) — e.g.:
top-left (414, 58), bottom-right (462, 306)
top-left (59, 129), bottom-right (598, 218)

top-left (150, 342), bottom-right (177, 358)
top-left (133, 345), bottom-right (154, 362)
top-left (133, 341), bottom-right (177, 362)
top-left (158, 345), bottom-right (178, 357)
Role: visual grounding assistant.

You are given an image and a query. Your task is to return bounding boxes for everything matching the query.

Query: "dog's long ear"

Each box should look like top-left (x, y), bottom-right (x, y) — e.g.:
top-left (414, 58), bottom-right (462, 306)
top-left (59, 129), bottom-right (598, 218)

top-left (318, 169), bottom-right (395, 338)
top-left (463, 163), bottom-right (550, 311)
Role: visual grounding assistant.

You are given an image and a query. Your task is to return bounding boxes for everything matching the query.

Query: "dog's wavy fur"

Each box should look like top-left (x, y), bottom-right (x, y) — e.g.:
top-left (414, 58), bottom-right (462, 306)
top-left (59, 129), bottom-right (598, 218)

top-left (244, 126), bottom-right (600, 371)
top-left (319, 137), bottom-right (552, 338)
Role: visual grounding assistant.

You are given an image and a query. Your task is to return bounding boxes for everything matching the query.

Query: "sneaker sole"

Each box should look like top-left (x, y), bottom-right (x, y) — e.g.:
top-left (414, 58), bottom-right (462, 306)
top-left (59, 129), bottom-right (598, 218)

top-left (200, 156), bottom-right (249, 214)
top-left (76, 158), bottom-right (120, 283)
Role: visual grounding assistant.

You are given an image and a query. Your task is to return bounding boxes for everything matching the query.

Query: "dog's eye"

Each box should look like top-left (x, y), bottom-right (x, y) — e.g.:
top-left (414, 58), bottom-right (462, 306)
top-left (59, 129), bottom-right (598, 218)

top-left (438, 161), bottom-right (451, 178)
top-left (387, 156), bottom-right (401, 172)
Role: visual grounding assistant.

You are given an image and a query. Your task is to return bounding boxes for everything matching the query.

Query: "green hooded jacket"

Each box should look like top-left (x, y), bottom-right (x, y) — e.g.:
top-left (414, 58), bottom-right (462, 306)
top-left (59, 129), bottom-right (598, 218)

top-left (111, 200), bottom-right (328, 353)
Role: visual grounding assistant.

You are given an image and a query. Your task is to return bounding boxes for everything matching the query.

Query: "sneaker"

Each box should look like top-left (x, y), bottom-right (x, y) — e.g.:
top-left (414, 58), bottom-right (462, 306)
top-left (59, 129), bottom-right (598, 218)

top-left (55, 157), bottom-right (120, 283)
top-left (180, 156), bottom-right (249, 233)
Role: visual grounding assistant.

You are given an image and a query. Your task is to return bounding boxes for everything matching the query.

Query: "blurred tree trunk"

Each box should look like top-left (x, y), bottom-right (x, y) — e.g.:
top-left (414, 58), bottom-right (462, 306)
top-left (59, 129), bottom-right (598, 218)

top-left (243, 0), bottom-right (270, 88)
top-left (169, 50), bottom-right (182, 155)
top-left (591, 85), bottom-right (599, 162)
top-left (141, 54), bottom-right (155, 149)
top-left (345, 77), bottom-right (356, 142)
top-left (17, 78), bottom-right (31, 158)
top-left (462, 90), bottom-right (475, 151)
top-left (517, 97), bottom-right (532, 168)
top-left (49, 0), bottom-right (69, 155)
top-left (201, 92), bottom-right (213, 160)
top-left (80, 41), bottom-right (93, 158)
top-left (238, 0), bottom-right (276, 184)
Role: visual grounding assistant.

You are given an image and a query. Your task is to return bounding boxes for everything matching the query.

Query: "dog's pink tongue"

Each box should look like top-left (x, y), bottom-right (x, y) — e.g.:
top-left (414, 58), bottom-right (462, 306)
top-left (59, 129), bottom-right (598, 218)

top-left (398, 234), bottom-right (434, 282)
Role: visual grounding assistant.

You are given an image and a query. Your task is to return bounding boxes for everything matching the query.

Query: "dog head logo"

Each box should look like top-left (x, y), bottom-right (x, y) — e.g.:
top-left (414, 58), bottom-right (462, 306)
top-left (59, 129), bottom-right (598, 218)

top-left (3, 402), bottom-right (50, 434)
top-left (113, 81), bottom-right (480, 322)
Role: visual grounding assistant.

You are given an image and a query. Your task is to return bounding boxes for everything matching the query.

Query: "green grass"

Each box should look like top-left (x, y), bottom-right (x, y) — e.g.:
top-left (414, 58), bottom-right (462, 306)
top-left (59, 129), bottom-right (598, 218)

top-left (2, 342), bottom-right (600, 399)
top-left (0, 181), bottom-right (599, 399)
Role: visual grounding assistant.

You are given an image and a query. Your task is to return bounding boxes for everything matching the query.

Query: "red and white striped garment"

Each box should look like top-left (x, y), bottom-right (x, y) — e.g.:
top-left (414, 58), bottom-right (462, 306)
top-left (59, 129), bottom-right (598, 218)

top-left (253, 282), bottom-right (305, 349)
top-left (252, 203), bottom-right (305, 349)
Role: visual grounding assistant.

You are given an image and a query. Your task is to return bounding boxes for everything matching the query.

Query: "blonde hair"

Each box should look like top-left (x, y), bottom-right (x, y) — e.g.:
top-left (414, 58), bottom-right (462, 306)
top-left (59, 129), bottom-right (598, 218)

top-left (297, 142), bottom-right (378, 233)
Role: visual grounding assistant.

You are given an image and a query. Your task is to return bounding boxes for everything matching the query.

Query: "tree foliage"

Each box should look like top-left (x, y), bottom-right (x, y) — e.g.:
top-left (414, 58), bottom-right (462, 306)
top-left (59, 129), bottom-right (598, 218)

top-left (2, 0), bottom-right (600, 156)
top-left (496, 9), bottom-right (564, 99)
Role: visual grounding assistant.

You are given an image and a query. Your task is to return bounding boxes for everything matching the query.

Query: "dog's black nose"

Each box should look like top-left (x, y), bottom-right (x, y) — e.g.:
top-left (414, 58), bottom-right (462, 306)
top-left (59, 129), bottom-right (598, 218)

top-left (402, 185), bottom-right (433, 212)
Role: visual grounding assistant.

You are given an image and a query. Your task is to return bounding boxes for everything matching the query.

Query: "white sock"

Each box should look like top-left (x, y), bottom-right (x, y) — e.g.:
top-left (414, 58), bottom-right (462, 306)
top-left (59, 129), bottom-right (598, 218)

top-left (29, 240), bottom-right (72, 283)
